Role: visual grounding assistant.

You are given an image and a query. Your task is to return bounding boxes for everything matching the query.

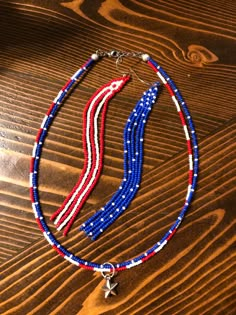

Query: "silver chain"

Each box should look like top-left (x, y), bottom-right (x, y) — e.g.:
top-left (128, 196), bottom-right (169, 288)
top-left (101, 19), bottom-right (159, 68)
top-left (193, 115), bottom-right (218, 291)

top-left (96, 49), bottom-right (144, 59)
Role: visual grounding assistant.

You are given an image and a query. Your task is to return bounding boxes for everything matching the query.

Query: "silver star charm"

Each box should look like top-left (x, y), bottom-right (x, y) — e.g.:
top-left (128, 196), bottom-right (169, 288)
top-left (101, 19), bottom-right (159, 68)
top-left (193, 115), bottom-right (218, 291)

top-left (102, 278), bottom-right (118, 298)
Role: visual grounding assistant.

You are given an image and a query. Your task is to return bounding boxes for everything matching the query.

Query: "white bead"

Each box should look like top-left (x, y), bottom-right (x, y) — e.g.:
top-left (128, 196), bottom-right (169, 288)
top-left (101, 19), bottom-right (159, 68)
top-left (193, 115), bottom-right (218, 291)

top-left (91, 53), bottom-right (99, 60)
top-left (142, 54), bottom-right (150, 62)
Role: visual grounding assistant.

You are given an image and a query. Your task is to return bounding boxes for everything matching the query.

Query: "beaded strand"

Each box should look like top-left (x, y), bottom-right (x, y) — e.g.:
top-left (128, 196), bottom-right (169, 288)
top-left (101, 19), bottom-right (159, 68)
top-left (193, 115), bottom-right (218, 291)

top-left (147, 57), bottom-right (198, 203)
top-left (50, 77), bottom-right (130, 235)
top-left (30, 52), bottom-right (199, 273)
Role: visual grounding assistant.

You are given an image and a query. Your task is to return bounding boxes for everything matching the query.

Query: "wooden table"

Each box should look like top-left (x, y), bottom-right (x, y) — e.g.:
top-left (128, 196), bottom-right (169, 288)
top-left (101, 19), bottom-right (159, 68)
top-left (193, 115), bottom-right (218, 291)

top-left (1, 1), bottom-right (235, 314)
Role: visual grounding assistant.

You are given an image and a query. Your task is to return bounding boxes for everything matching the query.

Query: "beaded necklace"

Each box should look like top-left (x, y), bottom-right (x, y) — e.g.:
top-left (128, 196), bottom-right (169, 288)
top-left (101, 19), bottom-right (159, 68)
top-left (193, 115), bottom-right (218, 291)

top-left (30, 50), bottom-right (199, 298)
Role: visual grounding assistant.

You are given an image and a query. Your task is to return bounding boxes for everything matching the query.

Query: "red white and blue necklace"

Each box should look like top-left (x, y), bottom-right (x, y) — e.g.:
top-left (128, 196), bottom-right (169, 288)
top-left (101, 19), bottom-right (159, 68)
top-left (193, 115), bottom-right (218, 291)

top-left (30, 50), bottom-right (199, 298)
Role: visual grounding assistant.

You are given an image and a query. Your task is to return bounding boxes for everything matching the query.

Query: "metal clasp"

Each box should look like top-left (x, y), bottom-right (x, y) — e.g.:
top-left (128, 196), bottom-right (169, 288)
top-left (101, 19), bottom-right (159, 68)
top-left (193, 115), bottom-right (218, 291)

top-left (108, 50), bottom-right (123, 58)
top-left (96, 49), bottom-right (144, 59)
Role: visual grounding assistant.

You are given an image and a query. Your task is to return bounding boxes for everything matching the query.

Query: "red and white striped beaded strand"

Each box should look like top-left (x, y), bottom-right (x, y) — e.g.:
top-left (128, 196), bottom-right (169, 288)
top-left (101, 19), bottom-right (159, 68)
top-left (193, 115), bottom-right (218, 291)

top-left (50, 76), bottom-right (130, 235)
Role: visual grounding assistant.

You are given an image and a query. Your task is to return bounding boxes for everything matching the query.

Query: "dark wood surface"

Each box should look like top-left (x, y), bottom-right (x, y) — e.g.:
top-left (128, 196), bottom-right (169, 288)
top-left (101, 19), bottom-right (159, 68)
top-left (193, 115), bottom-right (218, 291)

top-left (0, 1), bottom-right (235, 314)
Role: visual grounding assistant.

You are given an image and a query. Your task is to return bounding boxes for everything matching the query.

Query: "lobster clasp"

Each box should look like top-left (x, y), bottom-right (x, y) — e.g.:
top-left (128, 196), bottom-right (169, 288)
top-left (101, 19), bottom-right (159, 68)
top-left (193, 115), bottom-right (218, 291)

top-left (107, 50), bottom-right (123, 58)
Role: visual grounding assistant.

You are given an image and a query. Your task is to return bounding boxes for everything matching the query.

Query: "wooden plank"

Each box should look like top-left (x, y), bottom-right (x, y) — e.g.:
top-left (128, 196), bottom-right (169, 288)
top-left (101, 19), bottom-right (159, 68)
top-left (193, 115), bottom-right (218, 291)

top-left (0, 119), bottom-right (235, 314)
top-left (0, 0), bottom-right (235, 314)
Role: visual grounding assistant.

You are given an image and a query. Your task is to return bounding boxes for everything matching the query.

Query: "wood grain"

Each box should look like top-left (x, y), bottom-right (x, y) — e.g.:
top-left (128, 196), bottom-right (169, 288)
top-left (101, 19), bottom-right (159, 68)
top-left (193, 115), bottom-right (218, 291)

top-left (0, 0), bottom-right (235, 314)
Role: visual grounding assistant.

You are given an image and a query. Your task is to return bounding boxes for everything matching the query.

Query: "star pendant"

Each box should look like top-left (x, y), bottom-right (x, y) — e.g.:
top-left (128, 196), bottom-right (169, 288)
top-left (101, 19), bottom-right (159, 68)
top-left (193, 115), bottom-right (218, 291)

top-left (102, 278), bottom-right (118, 298)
